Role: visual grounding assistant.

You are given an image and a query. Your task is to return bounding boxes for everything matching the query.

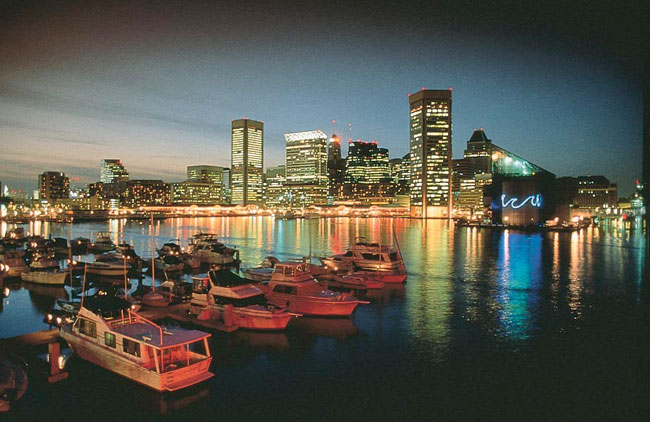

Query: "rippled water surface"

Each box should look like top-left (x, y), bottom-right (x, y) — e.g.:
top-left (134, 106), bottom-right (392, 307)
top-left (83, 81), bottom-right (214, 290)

top-left (1, 217), bottom-right (649, 420)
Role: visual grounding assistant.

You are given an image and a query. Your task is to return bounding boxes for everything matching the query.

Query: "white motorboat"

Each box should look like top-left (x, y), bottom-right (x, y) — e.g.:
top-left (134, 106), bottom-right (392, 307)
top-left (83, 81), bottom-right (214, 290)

top-left (190, 269), bottom-right (295, 331)
top-left (21, 270), bottom-right (67, 286)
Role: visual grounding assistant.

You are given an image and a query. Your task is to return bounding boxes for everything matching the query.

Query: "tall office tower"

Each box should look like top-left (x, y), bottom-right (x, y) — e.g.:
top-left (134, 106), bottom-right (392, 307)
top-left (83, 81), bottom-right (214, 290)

top-left (100, 159), bottom-right (129, 184)
top-left (343, 141), bottom-right (393, 202)
top-left (231, 119), bottom-right (264, 205)
top-left (408, 89), bottom-right (452, 218)
top-left (284, 130), bottom-right (329, 205)
top-left (265, 165), bottom-right (286, 207)
top-left (327, 133), bottom-right (345, 198)
top-left (39, 171), bottom-right (70, 203)
top-left (464, 129), bottom-right (493, 174)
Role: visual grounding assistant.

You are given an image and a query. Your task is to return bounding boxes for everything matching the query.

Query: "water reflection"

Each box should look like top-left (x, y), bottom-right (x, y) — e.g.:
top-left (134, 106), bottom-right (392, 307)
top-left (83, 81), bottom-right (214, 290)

top-left (1, 217), bottom-right (649, 419)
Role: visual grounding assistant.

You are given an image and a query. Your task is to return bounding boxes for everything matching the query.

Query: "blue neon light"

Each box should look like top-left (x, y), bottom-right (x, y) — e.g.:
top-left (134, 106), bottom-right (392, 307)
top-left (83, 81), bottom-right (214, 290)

top-left (501, 194), bottom-right (542, 209)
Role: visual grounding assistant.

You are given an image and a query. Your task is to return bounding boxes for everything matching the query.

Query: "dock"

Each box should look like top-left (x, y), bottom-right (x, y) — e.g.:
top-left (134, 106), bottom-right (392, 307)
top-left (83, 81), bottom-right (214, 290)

top-left (0, 329), bottom-right (60, 351)
top-left (138, 303), bottom-right (238, 333)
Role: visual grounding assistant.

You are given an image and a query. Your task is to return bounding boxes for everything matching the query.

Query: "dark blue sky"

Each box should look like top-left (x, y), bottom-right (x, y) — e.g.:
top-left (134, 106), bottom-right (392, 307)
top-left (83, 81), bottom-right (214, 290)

top-left (0, 0), bottom-right (645, 195)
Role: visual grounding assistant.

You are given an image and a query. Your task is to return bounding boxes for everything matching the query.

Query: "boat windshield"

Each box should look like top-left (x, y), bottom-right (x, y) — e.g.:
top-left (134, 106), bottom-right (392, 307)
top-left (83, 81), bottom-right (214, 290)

top-left (157, 340), bottom-right (209, 373)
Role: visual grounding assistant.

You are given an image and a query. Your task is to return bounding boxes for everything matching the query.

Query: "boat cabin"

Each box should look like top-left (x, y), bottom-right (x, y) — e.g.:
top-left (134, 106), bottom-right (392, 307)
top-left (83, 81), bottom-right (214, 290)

top-left (270, 262), bottom-right (314, 283)
top-left (68, 296), bottom-right (212, 390)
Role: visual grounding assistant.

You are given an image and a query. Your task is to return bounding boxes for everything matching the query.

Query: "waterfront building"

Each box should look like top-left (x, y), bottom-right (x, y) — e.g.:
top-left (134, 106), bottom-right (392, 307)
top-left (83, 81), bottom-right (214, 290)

top-left (409, 89), bottom-right (452, 218)
top-left (222, 168), bottom-right (231, 204)
top-left (328, 133), bottom-right (346, 199)
top-left (38, 171), bottom-right (70, 203)
top-left (118, 180), bottom-right (170, 208)
top-left (343, 141), bottom-right (394, 203)
top-left (231, 119), bottom-right (264, 205)
top-left (452, 159), bottom-right (483, 214)
top-left (171, 181), bottom-right (222, 205)
top-left (390, 154), bottom-right (410, 195)
top-left (575, 176), bottom-right (618, 210)
top-left (284, 130), bottom-right (328, 206)
top-left (187, 165), bottom-right (226, 184)
top-left (265, 165), bottom-right (286, 207)
top-left (100, 159), bottom-right (129, 184)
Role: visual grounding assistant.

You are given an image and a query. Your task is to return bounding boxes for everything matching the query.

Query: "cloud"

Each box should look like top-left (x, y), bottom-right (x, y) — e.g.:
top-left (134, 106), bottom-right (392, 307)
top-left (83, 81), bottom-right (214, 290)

top-left (0, 82), bottom-right (229, 136)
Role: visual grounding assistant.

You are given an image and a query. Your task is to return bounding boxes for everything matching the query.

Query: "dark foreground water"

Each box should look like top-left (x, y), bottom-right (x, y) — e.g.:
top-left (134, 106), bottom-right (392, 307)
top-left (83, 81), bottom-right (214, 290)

top-left (2, 217), bottom-right (650, 421)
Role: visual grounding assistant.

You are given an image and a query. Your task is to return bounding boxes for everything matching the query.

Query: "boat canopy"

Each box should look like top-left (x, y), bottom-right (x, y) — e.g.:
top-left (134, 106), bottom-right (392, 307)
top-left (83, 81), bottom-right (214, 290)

top-left (208, 269), bottom-right (250, 287)
top-left (112, 322), bottom-right (210, 348)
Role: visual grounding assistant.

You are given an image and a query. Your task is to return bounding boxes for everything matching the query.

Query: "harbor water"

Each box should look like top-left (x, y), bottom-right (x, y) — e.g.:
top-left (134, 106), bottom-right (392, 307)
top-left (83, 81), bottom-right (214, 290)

top-left (1, 217), bottom-right (649, 420)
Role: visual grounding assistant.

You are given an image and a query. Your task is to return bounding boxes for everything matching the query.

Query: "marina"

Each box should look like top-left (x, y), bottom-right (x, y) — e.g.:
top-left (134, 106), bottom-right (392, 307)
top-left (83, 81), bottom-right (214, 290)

top-left (0, 216), bottom-right (648, 420)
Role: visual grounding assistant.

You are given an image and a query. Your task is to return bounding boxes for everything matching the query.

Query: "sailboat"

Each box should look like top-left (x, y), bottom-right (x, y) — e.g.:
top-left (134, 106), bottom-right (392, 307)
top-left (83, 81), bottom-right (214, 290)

top-left (141, 213), bottom-right (170, 307)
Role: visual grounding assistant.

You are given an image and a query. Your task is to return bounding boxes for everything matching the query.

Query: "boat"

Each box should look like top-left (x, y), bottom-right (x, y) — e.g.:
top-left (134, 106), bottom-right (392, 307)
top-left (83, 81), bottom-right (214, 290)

top-left (52, 237), bottom-right (70, 255)
top-left (70, 237), bottom-right (91, 255)
top-left (0, 251), bottom-right (30, 278)
top-left (29, 252), bottom-right (60, 271)
top-left (190, 269), bottom-right (295, 331)
top-left (89, 233), bottom-right (116, 252)
top-left (157, 241), bottom-right (182, 257)
top-left (243, 256), bottom-right (279, 283)
top-left (60, 296), bottom-right (214, 392)
top-left (188, 233), bottom-right (239, 265)
top-left (85, 259), bottom-right (128, 277)
top-left (21, 270), bottom-right (67, 286)
top-left (265, 262), bottom-right (367, 317)
top-left (320, 237), bottom-right (407, 283)
top-left (2, 227), bottom-right (28, 247)
top-left (153, 255), bottom-right (185, 274)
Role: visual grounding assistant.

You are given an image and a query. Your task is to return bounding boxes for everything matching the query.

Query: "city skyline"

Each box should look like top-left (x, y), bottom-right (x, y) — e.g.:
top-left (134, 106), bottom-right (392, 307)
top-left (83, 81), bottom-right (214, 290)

top-left (0, 0), bottom-right (645, 196)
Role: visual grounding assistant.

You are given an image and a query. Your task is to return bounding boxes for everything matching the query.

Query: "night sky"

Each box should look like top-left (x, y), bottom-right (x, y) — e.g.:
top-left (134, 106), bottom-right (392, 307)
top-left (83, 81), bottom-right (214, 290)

top-left (1, 0), bottom-right (648, 195)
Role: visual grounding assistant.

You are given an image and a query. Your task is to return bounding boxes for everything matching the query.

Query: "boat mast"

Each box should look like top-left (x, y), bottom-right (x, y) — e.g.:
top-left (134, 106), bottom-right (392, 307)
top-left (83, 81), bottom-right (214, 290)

top-left (151, 212), bottom-right (155, 294)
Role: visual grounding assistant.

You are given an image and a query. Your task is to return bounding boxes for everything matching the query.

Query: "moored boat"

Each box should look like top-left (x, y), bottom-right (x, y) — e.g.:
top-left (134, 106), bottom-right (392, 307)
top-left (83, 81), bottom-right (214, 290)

top-left (265, 262), bottom-right (367, 317)
top-left (188, 233), bottom-right (239, 265)
top-left (0, 251), bottom-right (30, 278)
top-left (21, 270), bottom-right (67, 286)
top-left (60, 296), bottom-right (214, 392)
top-left (190, 269), bottom-right (295, 331)
top-left (321, 237), bottom-right (407, 283)
top-left (89, 233), bottom-right (116, 252)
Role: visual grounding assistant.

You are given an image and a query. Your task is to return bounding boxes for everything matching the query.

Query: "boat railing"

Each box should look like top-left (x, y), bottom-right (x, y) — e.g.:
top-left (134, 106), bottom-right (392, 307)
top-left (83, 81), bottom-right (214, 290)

top-left (110, 310), bottom-right (165, 345)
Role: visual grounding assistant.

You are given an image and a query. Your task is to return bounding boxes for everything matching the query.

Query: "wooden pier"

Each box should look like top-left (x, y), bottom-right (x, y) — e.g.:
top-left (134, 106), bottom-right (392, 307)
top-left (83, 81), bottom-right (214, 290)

top-left (0, 329), bottom-right (60, 351)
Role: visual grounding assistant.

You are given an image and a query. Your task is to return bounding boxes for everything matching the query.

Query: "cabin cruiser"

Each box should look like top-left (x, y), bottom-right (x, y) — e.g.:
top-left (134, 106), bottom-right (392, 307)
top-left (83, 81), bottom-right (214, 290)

top-left (188, 233), bottom-right (239, 265)
top-left (243, 256), bottom-right (279, 283)
top-left (60, 296), bottom-right (214, 392)
top-left (29, 251), bottom-right (60, 271)
top-left (265, 262), bottom-right (367, 317)
top-left (153, 255), bottom-right (185, 274)
top-left (70, 237), bottom-right (91, 255)
top-left (89, 233), bottom-right (116, 253)
top-left (84, 255), bottom-right (129, 277)
top-left (21, 269), bottom-right (67, 286)
top-left (157, 242), bottom-right (200, 271)
top-left (321, 238), bottom-right (406, 283)
top-left (0, 251), bottom-right (30, 278)
top-left (2, 227), bottom-right (28, 247)
top-left (190, 269), bottom-right (294, 331)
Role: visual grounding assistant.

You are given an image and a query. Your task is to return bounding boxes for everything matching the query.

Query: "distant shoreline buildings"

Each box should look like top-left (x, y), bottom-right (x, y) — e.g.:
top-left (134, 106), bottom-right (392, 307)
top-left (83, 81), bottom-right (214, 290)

top-left (0, 91), bottom-right (640, 226)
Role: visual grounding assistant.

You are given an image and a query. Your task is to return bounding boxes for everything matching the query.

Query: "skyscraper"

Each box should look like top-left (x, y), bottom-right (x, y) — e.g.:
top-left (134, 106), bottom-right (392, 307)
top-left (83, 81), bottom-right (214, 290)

top-left (187, 165), bottom-right (226, 184)
top-left (284, 130), bottom-right (328, 205)
top-left (327, 133), bottom-right (345, 199)
top-left (231, 119), bottom-right (264, 205)
top-left (344, 141), bottom-right (393, 203)
top-left (408, 89), bottom-right (452, 218)
top-left (100, 159), bottom-right (129, 184)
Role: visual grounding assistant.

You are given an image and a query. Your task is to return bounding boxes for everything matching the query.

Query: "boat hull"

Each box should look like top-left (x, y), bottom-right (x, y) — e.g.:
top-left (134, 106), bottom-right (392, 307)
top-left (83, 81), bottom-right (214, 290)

top-left (60, 327), bottom-right (213, 392)
top-left (86, 266), bottom-right (127, 277)
top-left (194, 305), bottom-right (292, 331)
top-left (21, 271), bottom-right (67, 285)
top-left (266, 294), bottom-right (359, 317)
